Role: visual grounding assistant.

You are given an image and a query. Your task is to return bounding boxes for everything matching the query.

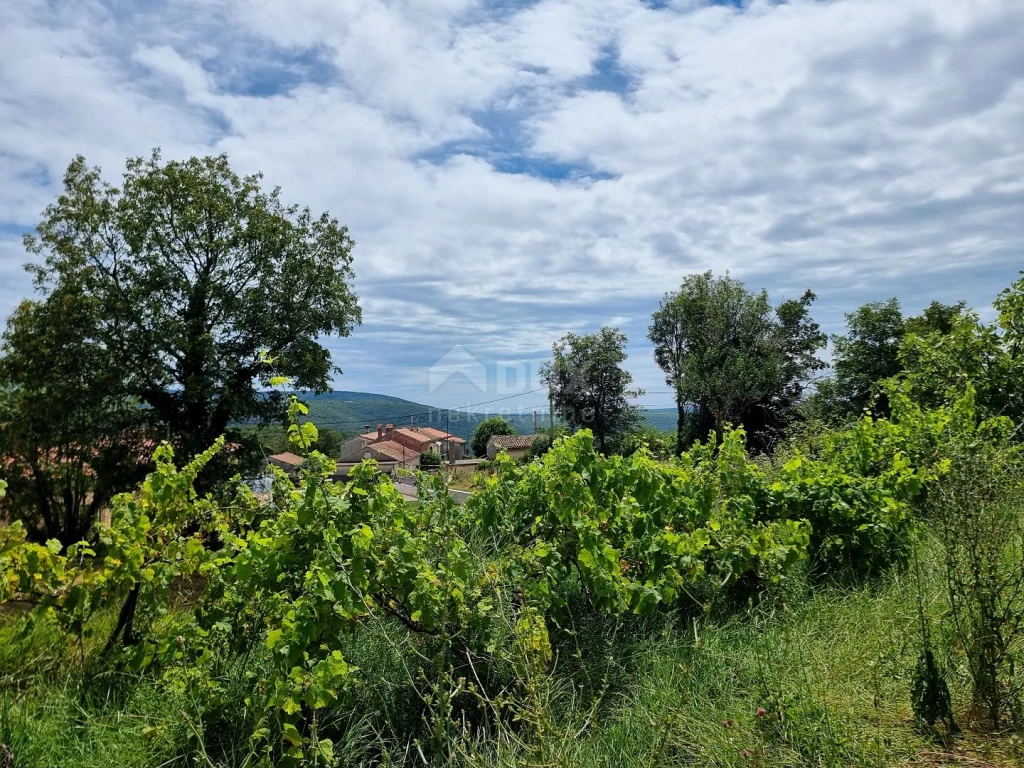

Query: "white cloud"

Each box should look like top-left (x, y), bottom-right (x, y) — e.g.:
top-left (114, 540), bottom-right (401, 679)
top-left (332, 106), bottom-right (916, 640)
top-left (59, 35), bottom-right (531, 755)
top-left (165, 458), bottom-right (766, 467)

top-left (1, 0), bottom-right (1022, 405)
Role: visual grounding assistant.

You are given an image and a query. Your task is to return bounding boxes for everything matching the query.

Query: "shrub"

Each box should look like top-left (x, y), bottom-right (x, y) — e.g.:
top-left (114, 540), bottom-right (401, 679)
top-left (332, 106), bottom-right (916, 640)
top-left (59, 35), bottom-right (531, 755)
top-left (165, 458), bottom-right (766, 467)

top-left (525, 434), bottom-right (551, 460)
top-left (464, 428), bottom-right (810, 616)
top-left (0, 397), bottom-right (968, 760)
top-left (764, 422), bottom-right (921, 577)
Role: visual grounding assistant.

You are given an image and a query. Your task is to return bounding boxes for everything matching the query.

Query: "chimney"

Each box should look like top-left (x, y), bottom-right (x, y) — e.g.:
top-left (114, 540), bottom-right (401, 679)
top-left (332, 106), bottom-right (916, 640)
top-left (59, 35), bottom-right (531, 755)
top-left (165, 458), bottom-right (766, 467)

top-left (386, 423), bottom-right (394, 435)
top-left (364, 425), bottom-right (370, 435)
top-left (377, 424), bottom-right (383, 439)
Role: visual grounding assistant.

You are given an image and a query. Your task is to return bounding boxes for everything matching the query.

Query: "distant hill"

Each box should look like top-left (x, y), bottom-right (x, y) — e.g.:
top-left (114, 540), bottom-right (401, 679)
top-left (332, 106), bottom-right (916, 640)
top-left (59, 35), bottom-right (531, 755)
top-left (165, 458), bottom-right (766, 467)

top-left (294, 391), bottom-right (542, 453)
top-left (293, 391), bottom-right (678, 456)
top-left (642, 408), bottom-right (677, 432)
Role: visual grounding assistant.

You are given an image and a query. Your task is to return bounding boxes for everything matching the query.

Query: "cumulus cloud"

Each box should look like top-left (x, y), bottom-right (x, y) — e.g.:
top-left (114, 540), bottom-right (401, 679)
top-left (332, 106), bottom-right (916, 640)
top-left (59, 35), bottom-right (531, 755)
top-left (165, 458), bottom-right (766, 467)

top-left (1, 0), bottom-right (1022, 406)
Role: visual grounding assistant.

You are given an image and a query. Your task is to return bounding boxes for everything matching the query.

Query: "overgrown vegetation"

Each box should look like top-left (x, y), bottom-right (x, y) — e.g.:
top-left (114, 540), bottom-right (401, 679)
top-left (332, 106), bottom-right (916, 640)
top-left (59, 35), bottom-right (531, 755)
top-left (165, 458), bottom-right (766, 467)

top-left (3, 150), bottom-right (1024, 766)
top-left (3, 367), bottom-right (1021, 765)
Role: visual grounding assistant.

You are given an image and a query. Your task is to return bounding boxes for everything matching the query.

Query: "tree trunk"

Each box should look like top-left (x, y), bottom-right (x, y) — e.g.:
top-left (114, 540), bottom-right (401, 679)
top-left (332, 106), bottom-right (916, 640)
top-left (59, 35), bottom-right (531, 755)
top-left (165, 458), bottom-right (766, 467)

top-left (675, 390), bottom-right (686, 456)
top-left (105, 584), bottom-right (141, 653)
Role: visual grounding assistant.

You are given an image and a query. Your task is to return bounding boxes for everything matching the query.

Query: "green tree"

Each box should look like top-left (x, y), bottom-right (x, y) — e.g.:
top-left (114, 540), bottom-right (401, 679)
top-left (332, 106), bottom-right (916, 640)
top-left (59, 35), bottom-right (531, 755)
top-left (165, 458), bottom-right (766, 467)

top-left (905, 300), bottom-right (967, 336)
top-left (814, 299), bottom-right (967, 421)
top-left (897, 291), bottom-right (1022, 424)
top-left (995, 271), bottom-right (1024, 358)
top-left (775, 290), bottom-right (829, 404)
top-left (471, 416), bottom-right (516, 458)
top-left (19, 151), bottom-right (361, 470)
top-left (812, 299), bottom-right (905, 420)
top-left (0, 288), bottom-right (149, 544)
top-left (541, 327), bottom-right (643, 453)
top-left (315, 427), bottom-right (347, 459)
top-left (648, 272), bottom-right (825, 452)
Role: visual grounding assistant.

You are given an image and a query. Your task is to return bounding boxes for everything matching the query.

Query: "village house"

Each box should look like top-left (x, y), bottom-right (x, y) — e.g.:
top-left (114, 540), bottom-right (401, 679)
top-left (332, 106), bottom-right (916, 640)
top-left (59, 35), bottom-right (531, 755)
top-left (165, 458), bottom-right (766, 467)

top-left (267, 449), bottom-right (402, 479)
top-left (266, 451), bottom-right (305, 474)
top-left (338, 422), bottom-right (466, 463)
top-left (339, 438), bottom-right (421, 470)
top-left (486, 434), bottom-right (539, 461)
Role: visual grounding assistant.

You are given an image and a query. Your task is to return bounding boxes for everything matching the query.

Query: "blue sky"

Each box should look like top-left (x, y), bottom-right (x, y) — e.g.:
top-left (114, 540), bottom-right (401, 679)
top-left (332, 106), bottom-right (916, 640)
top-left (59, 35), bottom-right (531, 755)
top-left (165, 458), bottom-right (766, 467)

top-left (1, 0), bottom-right (1023, 410)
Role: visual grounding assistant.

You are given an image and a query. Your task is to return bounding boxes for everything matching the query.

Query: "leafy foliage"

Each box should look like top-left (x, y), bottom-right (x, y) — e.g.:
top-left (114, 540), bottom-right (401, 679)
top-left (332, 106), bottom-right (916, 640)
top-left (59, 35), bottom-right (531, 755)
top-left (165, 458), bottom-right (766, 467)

top-left (0, 385), bottom-right (944, 761)
top-left (541, 327), bottom-right (644, 453)
top-left (418, 451), bottom-right (442, 468)
top-left (899, 307), bottom-right (1024, 425)
top-left (466, 427), bottom-right (811, 616)
top-left (648, 272), bottom-right (825, 453)
top-left (525, 434), bottom-right (552, 460)
top-left (0, 287), bottom-right (149, 544)
top-left (812, 298), bottom-right (906, 420)
top-left (812, 299), bottom-right (967, 422)
top-left (20, 151), bottom-right (361, 470)
top-left (470, 416), bottom-right (516, 459)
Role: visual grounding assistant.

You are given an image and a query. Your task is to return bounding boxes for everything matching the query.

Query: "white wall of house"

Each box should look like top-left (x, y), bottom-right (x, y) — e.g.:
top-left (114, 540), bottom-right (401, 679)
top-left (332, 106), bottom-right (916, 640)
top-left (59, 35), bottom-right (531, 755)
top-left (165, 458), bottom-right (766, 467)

top-left (337, 435), bottom-right (372, 460)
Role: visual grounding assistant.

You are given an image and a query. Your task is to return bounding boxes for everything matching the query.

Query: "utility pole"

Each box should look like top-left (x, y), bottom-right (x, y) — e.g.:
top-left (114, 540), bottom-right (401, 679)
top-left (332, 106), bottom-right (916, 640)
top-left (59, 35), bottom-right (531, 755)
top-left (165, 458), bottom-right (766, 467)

top-left (548, 385), bottom-right (555, 439)
top-left (532, 410), bottom-right (537, 434)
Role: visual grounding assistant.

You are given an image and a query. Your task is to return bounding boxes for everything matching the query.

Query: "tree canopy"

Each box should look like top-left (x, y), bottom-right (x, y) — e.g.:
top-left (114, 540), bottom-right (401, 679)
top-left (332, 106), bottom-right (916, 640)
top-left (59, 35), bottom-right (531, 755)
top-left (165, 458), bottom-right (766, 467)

top-left (20, 151), bottom-right (362, 464)
top-left (812, 299), bottom-right (968, 421)
top-left (471, 416), bottom-right (516, 458)
top-left (896, 283), bottom-right (1024, 423)
top-left (648, 272), bottom-right (825, 452)
top-left (1, 151), bottom-right (361, 534)
top-left (0, 289), bottom-right (148, 543)
top-left (541, 327), bottom-right (643, 453)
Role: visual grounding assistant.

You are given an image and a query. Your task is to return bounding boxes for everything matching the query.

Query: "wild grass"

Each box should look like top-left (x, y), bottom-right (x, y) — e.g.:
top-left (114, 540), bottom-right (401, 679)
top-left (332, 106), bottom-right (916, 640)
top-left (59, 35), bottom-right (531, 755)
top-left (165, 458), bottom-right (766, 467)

top-left (2, 535), bottom-right (1022, 767)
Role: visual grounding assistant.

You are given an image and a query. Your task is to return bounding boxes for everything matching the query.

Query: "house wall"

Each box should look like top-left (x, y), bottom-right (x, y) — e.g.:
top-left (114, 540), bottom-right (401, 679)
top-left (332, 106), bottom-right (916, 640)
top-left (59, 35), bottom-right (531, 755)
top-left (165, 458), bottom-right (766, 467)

top-left (337, 435), bottom-right (370, 460)
top-left (486, 444), bottom-right (528, 461)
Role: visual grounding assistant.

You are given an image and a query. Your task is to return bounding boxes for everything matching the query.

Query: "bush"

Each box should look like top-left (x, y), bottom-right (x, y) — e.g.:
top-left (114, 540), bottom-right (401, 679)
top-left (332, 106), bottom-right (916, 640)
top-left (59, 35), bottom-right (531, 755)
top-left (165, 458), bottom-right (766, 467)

top-left (525, 434), bottom-right (551, 460)
top-left (419, 451), bottom-right (441, 469)
top-left (0, 396), bottom-right (968, 760)
top-left (465, 428), bottom-right (812, 616)
top-left (764, 417), bottom-right (922, 576)
top-left (619, 424), bottom-right (675, 460)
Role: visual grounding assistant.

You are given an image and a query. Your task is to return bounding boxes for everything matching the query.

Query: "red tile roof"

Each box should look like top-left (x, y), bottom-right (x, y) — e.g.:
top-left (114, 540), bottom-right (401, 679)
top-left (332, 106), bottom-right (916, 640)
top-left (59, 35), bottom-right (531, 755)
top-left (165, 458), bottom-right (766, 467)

top-left (268, 451), bottom-right (305, 467)
top-left (364, 440), bottom-right (420, 463)
top-left (417, 427), bottom-right (466, 444)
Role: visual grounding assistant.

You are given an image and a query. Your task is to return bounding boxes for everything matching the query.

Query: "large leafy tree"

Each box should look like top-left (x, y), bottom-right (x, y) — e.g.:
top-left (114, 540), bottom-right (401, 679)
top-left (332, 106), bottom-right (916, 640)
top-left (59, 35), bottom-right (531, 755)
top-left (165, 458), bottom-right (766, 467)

top-left (20, 151), bottom-right (361, 465)
top-left (896, 284), bottom-right (1023, 423)
top-left (471, 416), bottom-right (516, 458)
top-left (0, 288), bottom-right (149, 544)
top-left (812, 299), bottom-right (905, 420)
top-left (540, 327), bottom-right (643, 453)
top-left (775, 290), bottom-right (829, 405)
top-left (648, 272), bottom-right (825, 453)
top-left (813, 299), bottom-right (966, 421)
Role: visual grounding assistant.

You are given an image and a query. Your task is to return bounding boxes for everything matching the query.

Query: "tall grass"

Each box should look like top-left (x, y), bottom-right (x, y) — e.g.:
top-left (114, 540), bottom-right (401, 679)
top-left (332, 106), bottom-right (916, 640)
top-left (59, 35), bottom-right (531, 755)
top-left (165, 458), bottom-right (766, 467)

top-left (2, 535), bottom-right (1022, 766)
